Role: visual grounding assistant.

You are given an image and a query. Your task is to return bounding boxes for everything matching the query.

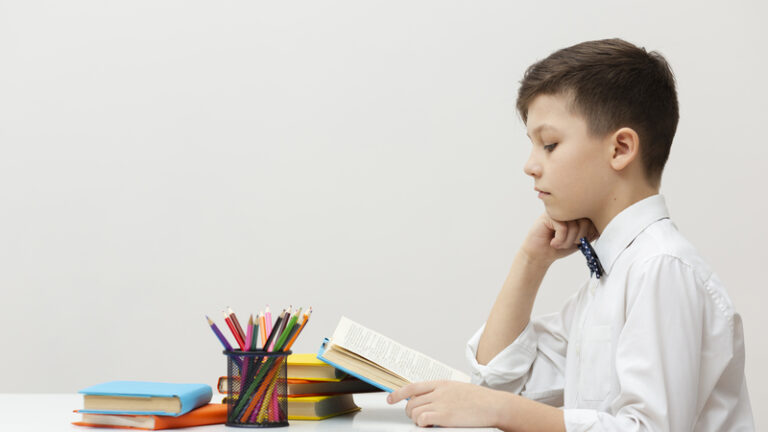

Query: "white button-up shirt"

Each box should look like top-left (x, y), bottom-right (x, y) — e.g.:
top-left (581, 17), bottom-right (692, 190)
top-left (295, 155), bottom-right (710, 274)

top-left (466, 195), bottom-right (754, 431)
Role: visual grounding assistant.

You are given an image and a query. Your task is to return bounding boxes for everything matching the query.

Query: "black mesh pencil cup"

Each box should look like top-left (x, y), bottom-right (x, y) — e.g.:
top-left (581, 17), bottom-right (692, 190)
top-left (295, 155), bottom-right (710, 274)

top-left (224, 350), bottom-right (291, 427)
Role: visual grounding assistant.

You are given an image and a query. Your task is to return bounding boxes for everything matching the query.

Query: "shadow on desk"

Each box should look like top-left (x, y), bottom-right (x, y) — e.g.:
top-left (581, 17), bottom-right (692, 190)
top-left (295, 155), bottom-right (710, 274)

top-left (288, 401), bottom-right (420, 431)
top-left (347, 397), bottom-right (500, 432)
top-left (351, 405), bottom-right (412, 429)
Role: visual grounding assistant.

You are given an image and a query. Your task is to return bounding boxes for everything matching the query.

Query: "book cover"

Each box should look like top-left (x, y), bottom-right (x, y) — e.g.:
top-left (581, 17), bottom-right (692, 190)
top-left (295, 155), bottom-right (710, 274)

top-left (78, 381), bottom-right (212, 416)
top-left (287, 378), bottom-right (382, 397)
top-left (318, 338), bottom-right (396, 393)
top-left (287, 394), bottom-right (361, 421)
top-left (317, 317), bottom-right (470, 393)
top-left (73, 403), bottom-right (226, 430)
top-left (287, 353), bottom-right (349, 381)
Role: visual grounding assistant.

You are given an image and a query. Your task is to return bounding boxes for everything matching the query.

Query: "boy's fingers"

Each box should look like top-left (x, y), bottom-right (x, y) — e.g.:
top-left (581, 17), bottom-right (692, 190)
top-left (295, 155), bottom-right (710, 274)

top-left (550, 219), bottom-right (568, 248)
top-left (540, 214), bottom-right (555, 232)
top-left (387, 382), bottom-right (437, 404)
top-left (405, 393), bottom-right (433, 418)
top-left (563, 220), bottom-right (581, 248)
top-left (414, 409), bottom-right (440, 427)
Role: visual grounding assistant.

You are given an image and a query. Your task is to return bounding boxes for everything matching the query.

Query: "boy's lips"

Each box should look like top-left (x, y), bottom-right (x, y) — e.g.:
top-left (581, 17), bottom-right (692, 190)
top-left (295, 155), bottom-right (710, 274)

top-left (535, 187), bottom-right (551, 199)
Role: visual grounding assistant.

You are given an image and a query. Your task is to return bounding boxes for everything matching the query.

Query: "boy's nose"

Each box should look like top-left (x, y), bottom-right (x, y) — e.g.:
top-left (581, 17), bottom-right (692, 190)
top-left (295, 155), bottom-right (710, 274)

top-left (524, 153), bottom-right (541, 177)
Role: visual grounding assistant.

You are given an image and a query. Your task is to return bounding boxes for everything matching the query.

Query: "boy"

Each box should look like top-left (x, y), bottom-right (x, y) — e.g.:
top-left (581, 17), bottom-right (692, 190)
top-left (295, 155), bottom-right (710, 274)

top-left (387, 39), bottom-right (754, 430)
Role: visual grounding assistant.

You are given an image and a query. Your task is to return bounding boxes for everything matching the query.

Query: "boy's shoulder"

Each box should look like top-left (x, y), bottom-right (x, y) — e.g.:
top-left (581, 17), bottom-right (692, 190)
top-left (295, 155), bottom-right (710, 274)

top-left (619, 218), bottom-right (736, 325)
top-left (632, 218), bottom-right (712, 266)
top-left (630, 218), bottom-right (710, 276)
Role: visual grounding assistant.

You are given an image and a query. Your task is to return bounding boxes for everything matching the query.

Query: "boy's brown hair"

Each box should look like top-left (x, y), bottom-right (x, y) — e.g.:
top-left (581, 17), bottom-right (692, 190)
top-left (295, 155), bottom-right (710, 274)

top-left (517, 38), bottom-right (679, 185)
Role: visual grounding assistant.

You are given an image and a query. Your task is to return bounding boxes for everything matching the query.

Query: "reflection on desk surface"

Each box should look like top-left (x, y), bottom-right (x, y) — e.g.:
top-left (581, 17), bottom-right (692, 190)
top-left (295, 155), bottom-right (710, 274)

top-left (0, 392), bottom-right (500, 431)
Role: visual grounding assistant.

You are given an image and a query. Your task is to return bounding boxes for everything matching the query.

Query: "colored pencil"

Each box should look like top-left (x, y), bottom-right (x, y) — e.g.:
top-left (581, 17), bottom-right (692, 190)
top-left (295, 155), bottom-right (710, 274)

top-left (258, 370), bottom-right (282, 422)
top-left (263, 307), bottom-right (298, 421)
top-left (206, 315), bottom-right (233, 351)
top-left (263, 310), bottom-right (285, 352)
top-left (273, 309), bottom-right (300, 352)
top-left (238, 312), bottom-right (272, 415)
top-left (282, 323), bottom-right (302, 352)
top-left (231, 352), bottom-right (278, 419)
top-left (284, 306), bottom-right (312, 350)
top-left (246, 307), bottom-right (311, 420)
top-left (239, 316), bottom-right (255, 393)
top-left (244, 315), bottom-right (254, 352)
top-left (251, 317), bottom-right (260, 351)
top-left (264, 305), bottom-right (272, 340)
top-left (223, 311), bottom-right (246, 350)
top-left (277, 306), bottom-right (311, 421)
top-left (281, 306), bottom-right (292, 334)
top-left (238, 361), bottom-right (282, 422)
top-left (227, 306), bottom-right (247, 344)
top-left (270, 306), bottom-right (290, 351)
top-left (280, 307), bottom-right (292, 335)
top-left (259, 311), bottom-right (267, 350)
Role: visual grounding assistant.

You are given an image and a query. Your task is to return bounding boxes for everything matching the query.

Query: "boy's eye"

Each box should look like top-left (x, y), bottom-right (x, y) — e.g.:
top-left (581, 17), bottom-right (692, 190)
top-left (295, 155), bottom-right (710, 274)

top-left (544, 143), bottom-right (558, 152)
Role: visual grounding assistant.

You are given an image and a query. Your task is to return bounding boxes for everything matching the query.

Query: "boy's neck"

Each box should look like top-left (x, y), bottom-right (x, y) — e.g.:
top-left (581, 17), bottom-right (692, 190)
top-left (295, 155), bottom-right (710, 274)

top-left (592, 184), bottom-right (660, 235)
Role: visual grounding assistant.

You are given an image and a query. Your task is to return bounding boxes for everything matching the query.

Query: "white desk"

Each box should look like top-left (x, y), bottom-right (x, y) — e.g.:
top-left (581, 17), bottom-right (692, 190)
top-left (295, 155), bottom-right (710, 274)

top-left (0, 393), bottom-right (500, 432)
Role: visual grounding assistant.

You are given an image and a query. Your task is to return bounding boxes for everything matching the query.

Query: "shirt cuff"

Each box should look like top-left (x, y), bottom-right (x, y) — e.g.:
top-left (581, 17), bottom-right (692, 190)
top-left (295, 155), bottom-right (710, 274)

top-left (563, 409), bottom-right (598, 432)
top-left (465, 321), bottom-right (539, 388)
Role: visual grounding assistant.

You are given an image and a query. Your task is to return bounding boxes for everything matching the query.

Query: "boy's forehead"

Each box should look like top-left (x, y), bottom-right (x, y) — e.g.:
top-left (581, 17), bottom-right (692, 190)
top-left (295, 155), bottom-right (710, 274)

top-left (527, 123), bottom-right (560, 138)
top-left (526, 93), bottom-right (582, 137)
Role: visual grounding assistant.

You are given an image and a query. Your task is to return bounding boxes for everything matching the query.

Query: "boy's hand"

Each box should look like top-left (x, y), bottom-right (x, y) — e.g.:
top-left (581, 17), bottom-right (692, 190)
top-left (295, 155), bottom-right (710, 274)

top-left (386, 381), bottom-right (506, 428)
top-left (521, 214), bottom-right (597, 267)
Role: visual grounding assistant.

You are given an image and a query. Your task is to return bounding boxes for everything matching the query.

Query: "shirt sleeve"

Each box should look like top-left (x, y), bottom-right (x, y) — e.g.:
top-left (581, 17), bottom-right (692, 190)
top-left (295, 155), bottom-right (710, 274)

top-left (563, 254), bottom-right (709, 432)
top-left (465, 285), bottom-right (584, 407)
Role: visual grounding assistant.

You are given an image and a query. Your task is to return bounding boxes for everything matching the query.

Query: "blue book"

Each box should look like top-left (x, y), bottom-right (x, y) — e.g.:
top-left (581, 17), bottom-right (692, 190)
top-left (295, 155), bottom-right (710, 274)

top-left (79, 381), bottom-right (212, 417)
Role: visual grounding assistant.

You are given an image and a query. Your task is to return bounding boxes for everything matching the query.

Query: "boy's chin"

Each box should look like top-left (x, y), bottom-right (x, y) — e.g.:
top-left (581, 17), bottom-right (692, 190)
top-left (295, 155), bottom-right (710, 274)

top-left (544, 206), bottom-right (578, 223)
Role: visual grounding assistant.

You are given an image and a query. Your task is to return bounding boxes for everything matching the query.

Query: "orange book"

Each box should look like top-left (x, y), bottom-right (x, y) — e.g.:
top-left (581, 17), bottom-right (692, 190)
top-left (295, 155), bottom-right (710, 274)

top-left (73, 403), bottom-right (226, 430)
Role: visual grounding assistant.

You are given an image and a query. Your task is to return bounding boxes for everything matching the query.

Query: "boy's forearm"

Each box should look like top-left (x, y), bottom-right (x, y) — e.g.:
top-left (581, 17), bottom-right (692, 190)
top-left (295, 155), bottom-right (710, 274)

top-left (476, 249), bottom-right (550, 365)
top-left (493, 391), bottom-right (566, 432)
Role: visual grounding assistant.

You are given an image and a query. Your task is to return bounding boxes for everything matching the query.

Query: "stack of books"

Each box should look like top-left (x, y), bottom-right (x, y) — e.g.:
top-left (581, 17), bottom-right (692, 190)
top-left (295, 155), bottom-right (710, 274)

top-left (73, 381), bottom-right (226, 430)
top-left (218, 353), bottom-right (382, 420)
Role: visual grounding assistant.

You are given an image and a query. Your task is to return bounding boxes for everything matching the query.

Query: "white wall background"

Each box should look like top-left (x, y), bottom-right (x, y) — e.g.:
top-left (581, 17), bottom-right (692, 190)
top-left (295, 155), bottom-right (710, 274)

top-left (1, 0), bottom-right (766, 428)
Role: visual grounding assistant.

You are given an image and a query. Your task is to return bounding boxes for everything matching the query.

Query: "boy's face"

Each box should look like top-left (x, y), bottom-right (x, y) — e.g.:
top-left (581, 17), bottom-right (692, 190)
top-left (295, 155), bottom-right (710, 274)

top-left (524, 93), bottom-right (611, 223)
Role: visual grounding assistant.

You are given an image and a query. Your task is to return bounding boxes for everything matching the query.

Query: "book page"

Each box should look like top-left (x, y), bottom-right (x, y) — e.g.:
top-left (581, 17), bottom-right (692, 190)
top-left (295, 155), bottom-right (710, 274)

top-left (331, 317), bottom-right (469, 384)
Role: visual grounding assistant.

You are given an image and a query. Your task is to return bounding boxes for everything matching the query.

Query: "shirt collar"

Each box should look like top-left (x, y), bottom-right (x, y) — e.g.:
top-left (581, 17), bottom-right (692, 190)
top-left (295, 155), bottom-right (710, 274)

top-left (592, 194), bottom-right (670, 276)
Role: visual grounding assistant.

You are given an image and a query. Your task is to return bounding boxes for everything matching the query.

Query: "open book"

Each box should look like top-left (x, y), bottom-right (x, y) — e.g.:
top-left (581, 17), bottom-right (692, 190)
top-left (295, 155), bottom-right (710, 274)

top-left (317, 316), bottom-right (470, 393)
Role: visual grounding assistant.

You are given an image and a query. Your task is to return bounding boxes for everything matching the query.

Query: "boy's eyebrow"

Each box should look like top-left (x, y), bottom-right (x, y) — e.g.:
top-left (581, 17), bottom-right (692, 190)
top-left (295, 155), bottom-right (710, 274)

top-left (526, 124), bottom-right (559, 138)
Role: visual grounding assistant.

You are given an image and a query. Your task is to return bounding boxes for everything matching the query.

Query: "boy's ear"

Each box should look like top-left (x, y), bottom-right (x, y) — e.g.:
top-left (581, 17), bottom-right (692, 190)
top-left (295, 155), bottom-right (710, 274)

top-left (608, 127), bottom-right (640, 172)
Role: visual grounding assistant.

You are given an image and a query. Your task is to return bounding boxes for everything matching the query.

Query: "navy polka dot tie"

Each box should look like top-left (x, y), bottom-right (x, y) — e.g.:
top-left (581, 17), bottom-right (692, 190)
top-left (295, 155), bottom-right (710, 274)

top-left (578, 237), bottom-right (604, 279)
